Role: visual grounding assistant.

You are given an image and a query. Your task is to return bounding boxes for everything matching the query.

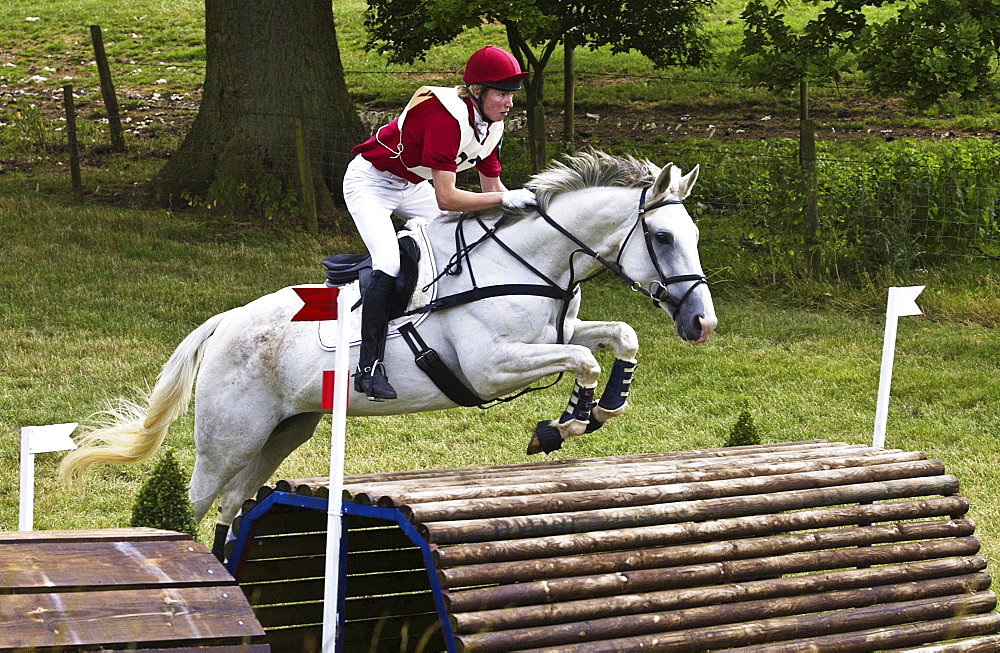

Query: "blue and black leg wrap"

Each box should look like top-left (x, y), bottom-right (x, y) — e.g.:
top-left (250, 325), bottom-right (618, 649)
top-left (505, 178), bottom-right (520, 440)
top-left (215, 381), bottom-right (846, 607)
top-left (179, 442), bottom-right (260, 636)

top-left (530, 383), bottom-right (596, 455)
top-left (561, 382), bottom-right (596, 425)
top-left (586, 358), bottom-right (637, 433)
top-left (599, 358), bottom-right (636, 411)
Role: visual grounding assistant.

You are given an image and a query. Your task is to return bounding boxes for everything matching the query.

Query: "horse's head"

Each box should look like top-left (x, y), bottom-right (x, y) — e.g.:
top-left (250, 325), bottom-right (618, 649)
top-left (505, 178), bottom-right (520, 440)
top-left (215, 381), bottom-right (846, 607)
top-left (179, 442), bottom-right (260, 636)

top-left (621, 162), bottom-right (717, 344)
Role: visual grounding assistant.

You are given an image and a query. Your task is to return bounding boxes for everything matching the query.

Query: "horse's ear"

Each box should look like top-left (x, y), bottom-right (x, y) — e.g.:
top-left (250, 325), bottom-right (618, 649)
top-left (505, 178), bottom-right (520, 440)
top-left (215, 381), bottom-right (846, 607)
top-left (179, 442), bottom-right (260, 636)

top-left (651, 162), bottom-right (676, 198)
top-left (678, 164), bottom-right (699, 200)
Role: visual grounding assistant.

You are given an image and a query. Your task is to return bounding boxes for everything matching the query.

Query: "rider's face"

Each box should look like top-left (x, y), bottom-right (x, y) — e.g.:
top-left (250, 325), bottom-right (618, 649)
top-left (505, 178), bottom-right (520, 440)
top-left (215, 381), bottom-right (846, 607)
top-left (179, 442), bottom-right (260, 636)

top-left (480, 87), bottom-right (516, 123)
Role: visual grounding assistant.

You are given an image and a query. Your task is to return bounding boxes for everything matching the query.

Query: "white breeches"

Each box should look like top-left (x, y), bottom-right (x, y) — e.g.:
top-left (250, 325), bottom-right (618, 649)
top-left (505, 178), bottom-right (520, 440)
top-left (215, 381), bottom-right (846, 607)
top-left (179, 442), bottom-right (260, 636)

top-left (343, 154), bottom-right (442, 276)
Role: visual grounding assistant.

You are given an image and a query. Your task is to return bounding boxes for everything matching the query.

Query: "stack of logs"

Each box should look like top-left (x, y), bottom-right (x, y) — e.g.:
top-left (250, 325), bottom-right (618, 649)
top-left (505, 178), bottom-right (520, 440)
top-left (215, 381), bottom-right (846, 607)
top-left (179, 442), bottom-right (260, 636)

top-left (229, 440), bottom-right (1000, 652)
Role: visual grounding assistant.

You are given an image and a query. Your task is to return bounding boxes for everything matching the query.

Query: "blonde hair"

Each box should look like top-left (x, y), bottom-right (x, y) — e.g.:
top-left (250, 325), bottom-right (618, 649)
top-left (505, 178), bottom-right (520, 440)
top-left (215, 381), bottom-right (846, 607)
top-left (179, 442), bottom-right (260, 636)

top-left (457, 84), bottom-right (484, 99)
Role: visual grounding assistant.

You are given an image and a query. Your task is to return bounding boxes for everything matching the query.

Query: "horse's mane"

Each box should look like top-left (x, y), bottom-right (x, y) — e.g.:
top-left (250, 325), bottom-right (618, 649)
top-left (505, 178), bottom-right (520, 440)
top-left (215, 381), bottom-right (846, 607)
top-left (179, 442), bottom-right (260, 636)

top-left (528, 150), bottom-right (655, 208)
top-left (442, 150), bottom-right (655, 223)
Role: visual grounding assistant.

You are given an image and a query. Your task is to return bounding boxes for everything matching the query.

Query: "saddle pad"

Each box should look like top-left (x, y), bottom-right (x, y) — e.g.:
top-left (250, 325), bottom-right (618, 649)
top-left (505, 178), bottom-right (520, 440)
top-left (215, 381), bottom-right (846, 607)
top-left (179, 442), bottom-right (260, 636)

top-left (317, 219), bottom-right (437, 351)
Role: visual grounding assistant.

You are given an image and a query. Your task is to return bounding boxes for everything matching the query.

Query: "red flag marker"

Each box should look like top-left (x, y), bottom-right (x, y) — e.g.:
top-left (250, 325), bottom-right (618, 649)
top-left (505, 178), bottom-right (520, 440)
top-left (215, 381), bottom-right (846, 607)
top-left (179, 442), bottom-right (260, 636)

top-left (321, 370), bottom-right (349, 410)
top-left (292, 286), bottom-right (339, 321)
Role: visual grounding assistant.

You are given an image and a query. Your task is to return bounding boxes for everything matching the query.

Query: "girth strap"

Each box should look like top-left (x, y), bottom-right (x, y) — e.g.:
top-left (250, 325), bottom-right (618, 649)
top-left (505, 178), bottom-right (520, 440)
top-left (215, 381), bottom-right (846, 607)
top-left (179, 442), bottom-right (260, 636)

top-left (397, 322), bottom-right (487, 407)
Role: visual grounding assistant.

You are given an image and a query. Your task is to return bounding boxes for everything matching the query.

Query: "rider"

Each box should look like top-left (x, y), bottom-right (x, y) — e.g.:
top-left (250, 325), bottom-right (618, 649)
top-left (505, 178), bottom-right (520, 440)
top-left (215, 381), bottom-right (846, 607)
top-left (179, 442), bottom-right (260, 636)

top-left (344, 45), bottom-right (536, 401)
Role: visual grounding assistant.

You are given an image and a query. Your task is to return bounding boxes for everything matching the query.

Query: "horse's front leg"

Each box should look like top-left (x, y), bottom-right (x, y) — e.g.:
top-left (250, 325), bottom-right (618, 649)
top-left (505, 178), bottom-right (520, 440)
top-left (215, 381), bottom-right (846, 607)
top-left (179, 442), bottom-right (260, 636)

top-left (566, 319), bottom-right (639, 433)
top-left (464, 342), bottom-right (602, 456)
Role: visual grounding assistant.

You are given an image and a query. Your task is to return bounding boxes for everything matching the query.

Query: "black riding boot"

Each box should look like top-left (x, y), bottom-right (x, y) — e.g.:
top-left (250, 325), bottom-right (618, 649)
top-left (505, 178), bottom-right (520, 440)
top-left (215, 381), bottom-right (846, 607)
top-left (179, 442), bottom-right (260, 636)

top-left (354, 270), bottom-right (398, 401)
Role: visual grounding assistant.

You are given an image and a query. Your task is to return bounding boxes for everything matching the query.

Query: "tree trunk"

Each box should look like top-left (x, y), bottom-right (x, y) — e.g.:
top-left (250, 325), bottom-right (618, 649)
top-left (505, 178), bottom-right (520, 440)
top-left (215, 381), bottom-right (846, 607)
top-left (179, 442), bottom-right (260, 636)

top-left (147, 0), bottom-right (366, 228)
top-left (506, 26), bottom-right (556, 174)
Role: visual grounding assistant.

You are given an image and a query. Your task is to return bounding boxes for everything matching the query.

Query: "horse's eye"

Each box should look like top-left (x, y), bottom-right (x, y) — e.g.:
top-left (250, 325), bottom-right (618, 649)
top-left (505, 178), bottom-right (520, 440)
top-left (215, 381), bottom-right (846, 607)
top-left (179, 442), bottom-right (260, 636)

top-left (655, 231), bottom-right (674, 246)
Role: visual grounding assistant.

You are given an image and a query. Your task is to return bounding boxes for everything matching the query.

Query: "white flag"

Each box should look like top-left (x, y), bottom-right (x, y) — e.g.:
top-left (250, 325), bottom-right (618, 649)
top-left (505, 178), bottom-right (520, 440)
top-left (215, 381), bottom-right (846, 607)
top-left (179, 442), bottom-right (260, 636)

top-left (24, 422), bottom-right (78, 454)
top-left (887, 285), bottom-right (924, 318)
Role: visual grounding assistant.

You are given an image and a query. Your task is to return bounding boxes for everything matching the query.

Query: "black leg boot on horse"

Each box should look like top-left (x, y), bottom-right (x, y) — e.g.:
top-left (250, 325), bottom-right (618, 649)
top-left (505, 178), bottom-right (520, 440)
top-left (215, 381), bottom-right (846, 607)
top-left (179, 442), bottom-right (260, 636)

top-left (354, 270), bottom-right (398, 401)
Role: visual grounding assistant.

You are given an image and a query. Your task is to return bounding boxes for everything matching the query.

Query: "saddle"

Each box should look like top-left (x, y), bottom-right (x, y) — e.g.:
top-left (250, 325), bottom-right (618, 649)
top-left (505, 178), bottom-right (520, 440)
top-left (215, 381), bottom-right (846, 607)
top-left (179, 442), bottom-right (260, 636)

top-left (321, 230), bottom-right (486, 408)
top-left (321, 234), bottom-right (421, 319)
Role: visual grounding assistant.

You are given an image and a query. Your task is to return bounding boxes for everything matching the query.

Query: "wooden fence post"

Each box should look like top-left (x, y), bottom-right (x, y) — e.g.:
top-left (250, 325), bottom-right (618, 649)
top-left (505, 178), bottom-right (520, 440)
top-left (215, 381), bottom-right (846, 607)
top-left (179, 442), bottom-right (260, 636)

top-left (89, 25), bottom-right (125, 152)
top-left (799, 79), bottom-right (819, 275)
top-left (62, 85), bottom-right (83, 202)
top-left (563, 40), bottom-right (575, 151)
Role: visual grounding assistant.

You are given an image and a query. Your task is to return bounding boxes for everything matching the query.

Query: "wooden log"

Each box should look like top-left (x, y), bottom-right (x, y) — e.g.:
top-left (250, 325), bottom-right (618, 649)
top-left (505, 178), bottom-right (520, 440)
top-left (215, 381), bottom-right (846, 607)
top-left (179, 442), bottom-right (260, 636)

top-left (378, 452), bottom-right (926, 508)
top-left (341, 442), bottom-right (873, 501)
top-left (62, 85), bottom-right (83, 202)
top-left (340, 612), bottom-right (444, 653)
top-left (241, 577), bottom-right (323, 607)
top-left (0, 528), bottom-right (185, 544)
top-left (343, 444), bottom-right (887, 505)
top-left (340, 440), bottom-right (841, 485)
top-left (243, 532), bottom-right (327, 560)
top-left (455, 574), bottom-right (992, 652)
top-left (434, 494), bottom-right (969, 568)
top-left (420, 476), bottom-right (960, 545)
top-left (404, 460), bottom-right (944, 523)
top-left (237, 554), bottom-right (325, 584)
top-left (243, 508), bottom-right (327, 537)
top-left (452, 557), bottom-right (988, 635)
top-left (375, 450), bottom-right (925, 509)
top-left (730, 612), bottom-right (1000, 652)
top-left (509, 592), bottom-right (997, 653)
top-left (89, 25), bottom-right (125, 151)
top-left (441, 517), bottom-right (975, 593)
top-left (445, 538), bottom-right (981, 612)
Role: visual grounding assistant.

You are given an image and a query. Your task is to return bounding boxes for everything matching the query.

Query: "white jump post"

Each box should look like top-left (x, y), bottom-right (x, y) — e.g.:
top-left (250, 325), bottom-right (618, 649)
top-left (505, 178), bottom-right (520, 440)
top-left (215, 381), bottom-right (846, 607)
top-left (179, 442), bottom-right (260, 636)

top-left (290, 282), bottom-right (358, 653)
top-left (19, 422), bottom-right (78, 531)
top-left (323, 282), bottom-right (356, 652)
top-left (872, 285), bottom-right (924, 449)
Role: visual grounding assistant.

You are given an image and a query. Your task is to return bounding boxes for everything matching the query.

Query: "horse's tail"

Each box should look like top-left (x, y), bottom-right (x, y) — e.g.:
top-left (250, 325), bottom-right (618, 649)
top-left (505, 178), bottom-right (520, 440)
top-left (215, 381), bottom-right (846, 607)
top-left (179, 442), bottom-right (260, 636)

top-left (58, 310), bottom-right (231, 486)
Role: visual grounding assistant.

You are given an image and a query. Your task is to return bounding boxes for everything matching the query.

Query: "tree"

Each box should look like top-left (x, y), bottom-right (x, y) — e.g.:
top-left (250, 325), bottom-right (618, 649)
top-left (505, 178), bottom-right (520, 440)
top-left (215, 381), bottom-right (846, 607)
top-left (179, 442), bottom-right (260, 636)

top-left (732, 0), bottom-right (1000, 273)
top-left (733, 0), bottom-right (870, 272)
top-left (147, 0), bottom-right (367, 229)
top-left (858, 0), bottom-right (1000, 112)
top-left (365, 0), bottom-right (710, 172)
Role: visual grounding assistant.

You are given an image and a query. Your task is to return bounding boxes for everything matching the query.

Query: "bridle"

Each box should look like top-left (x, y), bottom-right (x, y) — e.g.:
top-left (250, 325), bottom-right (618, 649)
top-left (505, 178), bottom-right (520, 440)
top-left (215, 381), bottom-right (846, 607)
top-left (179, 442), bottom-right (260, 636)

top-left (414, 184), bottom-right (708, 322)
top-left (399, 183), bottom-right (709, 408)
top-left (535, 185), bottom-right (709, 319)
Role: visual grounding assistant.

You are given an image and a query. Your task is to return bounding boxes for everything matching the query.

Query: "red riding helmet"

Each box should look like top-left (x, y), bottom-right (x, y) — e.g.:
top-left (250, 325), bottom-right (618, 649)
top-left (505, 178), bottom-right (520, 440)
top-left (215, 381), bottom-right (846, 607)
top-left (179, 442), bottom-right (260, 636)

top-left (463, 46), bottom-right (528, 91)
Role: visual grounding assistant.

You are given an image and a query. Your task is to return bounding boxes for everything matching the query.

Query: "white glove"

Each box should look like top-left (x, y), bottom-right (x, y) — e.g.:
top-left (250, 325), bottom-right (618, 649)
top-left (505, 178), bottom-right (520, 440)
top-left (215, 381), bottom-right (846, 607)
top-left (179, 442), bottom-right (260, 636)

top-left (501, 188), bottom-right (537, 210)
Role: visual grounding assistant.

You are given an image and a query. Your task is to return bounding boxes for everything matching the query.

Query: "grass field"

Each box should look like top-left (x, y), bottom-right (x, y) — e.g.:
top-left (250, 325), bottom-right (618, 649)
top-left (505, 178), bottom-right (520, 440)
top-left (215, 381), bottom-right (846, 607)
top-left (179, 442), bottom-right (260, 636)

top-left (1, 0), bottom-right (998, 601)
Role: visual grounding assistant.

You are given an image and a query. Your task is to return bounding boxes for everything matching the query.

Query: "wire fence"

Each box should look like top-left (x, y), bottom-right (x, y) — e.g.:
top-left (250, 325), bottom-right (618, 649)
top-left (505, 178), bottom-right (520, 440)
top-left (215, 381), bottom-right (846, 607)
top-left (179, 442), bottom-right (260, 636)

top-left (2, 70), bottom-right (998, 282)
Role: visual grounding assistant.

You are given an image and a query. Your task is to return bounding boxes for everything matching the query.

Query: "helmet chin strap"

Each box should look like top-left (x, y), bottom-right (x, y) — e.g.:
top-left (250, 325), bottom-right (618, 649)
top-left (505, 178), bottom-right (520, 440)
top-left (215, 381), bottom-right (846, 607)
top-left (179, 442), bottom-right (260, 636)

top-left (466, 84), bottom-right (495, 124)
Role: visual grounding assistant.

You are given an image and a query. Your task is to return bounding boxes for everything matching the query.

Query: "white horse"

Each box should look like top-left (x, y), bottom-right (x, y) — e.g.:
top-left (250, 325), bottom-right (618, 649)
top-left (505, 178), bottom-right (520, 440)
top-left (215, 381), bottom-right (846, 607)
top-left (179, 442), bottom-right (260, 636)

top-left (59, 151), bottom-right (717, 559)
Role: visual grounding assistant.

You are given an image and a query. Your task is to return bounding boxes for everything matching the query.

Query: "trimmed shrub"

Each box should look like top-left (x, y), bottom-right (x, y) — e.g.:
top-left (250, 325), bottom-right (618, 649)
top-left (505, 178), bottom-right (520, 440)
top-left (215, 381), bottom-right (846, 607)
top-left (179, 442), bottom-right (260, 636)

top-left (726, 403), bottom-right (762, 447)
top-left (130, 449), bottom-right (197, 537)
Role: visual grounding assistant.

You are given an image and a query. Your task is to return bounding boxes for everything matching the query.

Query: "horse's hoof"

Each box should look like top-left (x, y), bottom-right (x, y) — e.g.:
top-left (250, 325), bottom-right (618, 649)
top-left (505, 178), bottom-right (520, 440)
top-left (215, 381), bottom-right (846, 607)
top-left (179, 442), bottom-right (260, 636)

top-left (585, 418), bottom-right (605, 434)
top-left (528, 421), bottom-right (564, 455)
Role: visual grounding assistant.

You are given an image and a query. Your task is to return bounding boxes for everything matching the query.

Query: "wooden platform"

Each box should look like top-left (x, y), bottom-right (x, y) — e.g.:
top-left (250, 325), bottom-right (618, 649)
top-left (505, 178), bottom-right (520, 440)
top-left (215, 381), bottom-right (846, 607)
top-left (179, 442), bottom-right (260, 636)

top-left (0, 527), bottom-right (268, 652)
top-left (225, 440), bottom-right (1000, 652)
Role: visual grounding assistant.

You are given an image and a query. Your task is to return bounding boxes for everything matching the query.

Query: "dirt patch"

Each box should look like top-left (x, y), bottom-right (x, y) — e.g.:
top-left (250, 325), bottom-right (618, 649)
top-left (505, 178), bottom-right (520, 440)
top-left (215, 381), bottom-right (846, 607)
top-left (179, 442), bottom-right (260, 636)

top-left (563, 103), bottom-right (996, 146)
top-left (5, 73), bottom-right (997, 162)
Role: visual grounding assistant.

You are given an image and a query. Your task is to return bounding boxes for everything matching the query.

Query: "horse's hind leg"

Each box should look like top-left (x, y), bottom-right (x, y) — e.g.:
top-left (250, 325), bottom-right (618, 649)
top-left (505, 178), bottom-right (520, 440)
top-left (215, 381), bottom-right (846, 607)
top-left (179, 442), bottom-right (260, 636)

top-left (211, 412), bottom-right (323, 560)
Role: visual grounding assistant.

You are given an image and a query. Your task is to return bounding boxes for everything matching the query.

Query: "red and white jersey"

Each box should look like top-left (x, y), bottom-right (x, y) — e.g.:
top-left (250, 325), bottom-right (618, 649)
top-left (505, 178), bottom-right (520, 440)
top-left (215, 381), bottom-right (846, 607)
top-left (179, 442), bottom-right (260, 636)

top-left (352, 86), bottom-right (503, 185)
